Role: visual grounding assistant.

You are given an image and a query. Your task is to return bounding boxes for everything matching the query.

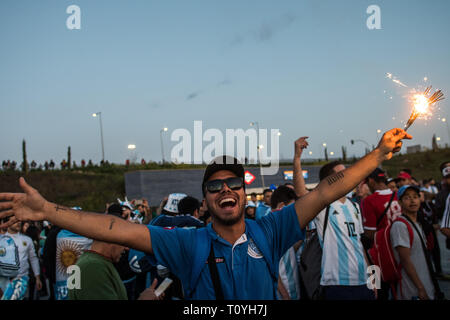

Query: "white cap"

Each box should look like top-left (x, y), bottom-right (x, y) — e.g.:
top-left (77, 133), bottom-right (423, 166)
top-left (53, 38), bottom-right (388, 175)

top-left (443, 167), bottom-right (450, 177)
top-left (246, 201), bottom-right (256, 208)
top-left (163, 193), bottom-right (187, 214)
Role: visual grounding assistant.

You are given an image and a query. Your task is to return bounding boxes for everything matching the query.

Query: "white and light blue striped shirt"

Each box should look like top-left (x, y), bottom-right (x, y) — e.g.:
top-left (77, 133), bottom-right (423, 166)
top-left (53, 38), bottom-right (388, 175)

top-left (314, 198), bottom-right (368, 286)
top-left (441, 194), bottom-right (450, 229)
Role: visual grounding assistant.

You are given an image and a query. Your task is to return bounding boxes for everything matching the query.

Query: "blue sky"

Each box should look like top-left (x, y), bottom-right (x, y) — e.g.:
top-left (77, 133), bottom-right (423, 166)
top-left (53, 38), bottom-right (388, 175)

top-left (1, 0), bottom-right (450, 165)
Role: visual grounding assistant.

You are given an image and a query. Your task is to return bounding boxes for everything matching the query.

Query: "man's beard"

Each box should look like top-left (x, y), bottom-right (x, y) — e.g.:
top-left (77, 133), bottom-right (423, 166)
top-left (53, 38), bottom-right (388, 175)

top-left (210, 206), bottom-right (245, 226)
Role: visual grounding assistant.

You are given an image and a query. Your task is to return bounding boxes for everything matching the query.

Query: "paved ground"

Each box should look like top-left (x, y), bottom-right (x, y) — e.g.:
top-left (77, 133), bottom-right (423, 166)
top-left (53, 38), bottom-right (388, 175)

top-left (437, 231), bottom-right (450, 298)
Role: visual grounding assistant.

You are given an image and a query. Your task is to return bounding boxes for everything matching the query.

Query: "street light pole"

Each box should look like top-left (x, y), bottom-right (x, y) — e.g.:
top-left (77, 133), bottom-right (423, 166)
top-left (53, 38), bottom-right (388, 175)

top-left (160, 127), bottom-right (168, 164)
top-left (127, 144), bottom-right (137, 164)
top-left (92, 112), bottom-right (105, 163)
top-left (442, 118), bottom-right (450, 146)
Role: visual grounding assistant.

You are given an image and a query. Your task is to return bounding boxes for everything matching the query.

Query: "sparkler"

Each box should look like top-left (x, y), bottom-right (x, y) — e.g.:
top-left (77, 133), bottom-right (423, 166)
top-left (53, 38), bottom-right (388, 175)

top-left (404, 86), bottom-right (445, 131)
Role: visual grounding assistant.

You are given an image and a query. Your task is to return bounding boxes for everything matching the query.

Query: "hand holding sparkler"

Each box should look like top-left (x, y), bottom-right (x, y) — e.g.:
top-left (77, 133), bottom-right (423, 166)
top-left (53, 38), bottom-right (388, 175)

top-left (404, 86), bottom-right (445, 131)
top-left (376, 128), bottom-right (412, 161)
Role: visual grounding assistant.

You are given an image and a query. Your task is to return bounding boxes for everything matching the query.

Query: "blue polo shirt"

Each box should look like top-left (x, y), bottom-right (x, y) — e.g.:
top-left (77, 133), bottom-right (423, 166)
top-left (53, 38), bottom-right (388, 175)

top-left (147, 203), bottom-right (304, 299)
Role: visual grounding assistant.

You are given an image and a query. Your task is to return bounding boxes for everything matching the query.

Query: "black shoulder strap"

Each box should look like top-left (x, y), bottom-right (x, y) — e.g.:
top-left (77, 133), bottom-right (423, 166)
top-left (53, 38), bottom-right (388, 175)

top-left (402, 215), bottom-right (443, 299)
top-left (207, 243), bottom-right (224, 300)
top-left (347, 198), bottom-right (360, 215)
top-left (376, 192), bottom-right (395, 227)
top-left (322, 206), bottom-right (331, 240)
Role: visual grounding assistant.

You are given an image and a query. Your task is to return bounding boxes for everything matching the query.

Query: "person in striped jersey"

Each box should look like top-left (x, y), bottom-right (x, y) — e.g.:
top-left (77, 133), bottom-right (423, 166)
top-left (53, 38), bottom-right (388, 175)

top-left (440, 193), bottom-right (450, 238)
top-left (314, 161), bottom-right (375, 300)
top-left (273, 136), bottom-right (310, 300)
top-left (271, 185), bottom-right (302, 300)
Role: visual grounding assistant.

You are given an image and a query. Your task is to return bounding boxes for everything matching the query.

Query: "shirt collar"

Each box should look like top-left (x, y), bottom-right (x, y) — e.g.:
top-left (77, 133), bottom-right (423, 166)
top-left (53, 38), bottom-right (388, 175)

top-left (375, 188), bottom-right (393, 195)
top-left (206, 223), bottom-right (248, 247)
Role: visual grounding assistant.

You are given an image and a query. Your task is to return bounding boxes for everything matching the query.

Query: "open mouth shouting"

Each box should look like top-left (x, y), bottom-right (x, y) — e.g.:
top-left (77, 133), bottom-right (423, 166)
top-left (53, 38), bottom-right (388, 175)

top-left (218, 195), bottom-right (238, 211)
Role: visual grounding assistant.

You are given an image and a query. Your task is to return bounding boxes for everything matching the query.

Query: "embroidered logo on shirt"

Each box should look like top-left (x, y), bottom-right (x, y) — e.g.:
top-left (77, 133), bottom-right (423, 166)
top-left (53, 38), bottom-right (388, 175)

top-left (247, 239), bottom-right (263, 259)
top-left (206, 257), bottom-right (225, 264)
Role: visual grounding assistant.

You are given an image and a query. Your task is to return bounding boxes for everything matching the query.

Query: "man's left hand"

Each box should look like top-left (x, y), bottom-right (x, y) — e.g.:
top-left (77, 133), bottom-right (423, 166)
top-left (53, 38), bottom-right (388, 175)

top-left (376, 128), bottom-right (412, 160)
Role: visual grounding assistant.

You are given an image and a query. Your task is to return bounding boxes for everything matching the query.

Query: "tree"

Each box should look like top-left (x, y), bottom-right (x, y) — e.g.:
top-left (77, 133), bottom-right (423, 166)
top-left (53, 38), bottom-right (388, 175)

top-left (324, 147), bottom-right (328, 162)
top-left (68, 146), bottom-right (72, 169)
top-left (432, 134), bottom-right (439, 152)
top-left (341, 146), bottom-right (347, 162)
top-left (22, 139), bottom-right (28, 174)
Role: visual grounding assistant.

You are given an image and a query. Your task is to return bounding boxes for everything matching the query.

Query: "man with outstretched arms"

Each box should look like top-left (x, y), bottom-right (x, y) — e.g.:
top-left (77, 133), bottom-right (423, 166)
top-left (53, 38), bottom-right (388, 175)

top-left (0, 129), bottom-right (411, 299)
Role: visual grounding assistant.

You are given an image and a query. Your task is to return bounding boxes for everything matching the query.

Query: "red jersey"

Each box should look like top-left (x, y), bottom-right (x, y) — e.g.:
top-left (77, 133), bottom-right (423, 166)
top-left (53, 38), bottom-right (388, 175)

top-left (361, 189), bottom-right (402, 231)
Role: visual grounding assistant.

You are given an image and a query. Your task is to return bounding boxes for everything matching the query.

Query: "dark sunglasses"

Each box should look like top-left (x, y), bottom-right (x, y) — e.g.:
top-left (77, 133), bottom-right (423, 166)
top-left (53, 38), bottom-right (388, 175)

top-left (204, 177), bottom-right (244, 193)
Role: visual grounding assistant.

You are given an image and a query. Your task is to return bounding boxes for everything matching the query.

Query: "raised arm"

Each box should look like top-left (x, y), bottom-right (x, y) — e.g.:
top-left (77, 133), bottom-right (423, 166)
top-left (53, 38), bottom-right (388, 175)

top-left (0, 178), bottom-right (152, 254)
top-left (295, 128), bottom-right (411, 229)
top-left (293, 137), bottom-right (309, 198)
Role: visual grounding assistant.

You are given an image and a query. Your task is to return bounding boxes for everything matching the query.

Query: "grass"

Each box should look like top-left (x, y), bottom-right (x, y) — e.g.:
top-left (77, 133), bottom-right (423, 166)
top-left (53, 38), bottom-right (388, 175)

top-left (382, 147), bottom-right (450, 181)
top-left (0, 171), bottom-right (125, 212)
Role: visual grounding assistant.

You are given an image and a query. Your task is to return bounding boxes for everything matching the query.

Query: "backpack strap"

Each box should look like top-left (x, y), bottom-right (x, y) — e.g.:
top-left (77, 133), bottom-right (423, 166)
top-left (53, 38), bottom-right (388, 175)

top-left (376, 192), bottom-right (396, 227)
top-left (394, 217), bottom-right (414, 247)
top-left (347, 198), bottom-right (360, 215)
top-left (207, 242), bottom-right (224, 300)
top-left (322, 205), bottom-right (331, 241)
top-left (187, 227), bottom-right (211, 299)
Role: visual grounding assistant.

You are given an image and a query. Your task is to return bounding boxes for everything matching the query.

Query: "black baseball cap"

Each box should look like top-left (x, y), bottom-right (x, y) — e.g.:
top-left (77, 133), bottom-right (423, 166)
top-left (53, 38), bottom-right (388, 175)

top-left (106, 204), bottom-right (126, 219)
top-left (202, 155), bottom-right (245, 196)
top-left (367, 167), bottom-right (386, 180)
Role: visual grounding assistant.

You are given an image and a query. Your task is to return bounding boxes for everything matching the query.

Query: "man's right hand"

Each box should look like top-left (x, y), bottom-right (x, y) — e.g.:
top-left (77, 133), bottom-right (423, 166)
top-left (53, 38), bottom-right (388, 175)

top-left (0, 177), bottom-right (49, 228)
top-left (294, 136), bottom-right (309, 159)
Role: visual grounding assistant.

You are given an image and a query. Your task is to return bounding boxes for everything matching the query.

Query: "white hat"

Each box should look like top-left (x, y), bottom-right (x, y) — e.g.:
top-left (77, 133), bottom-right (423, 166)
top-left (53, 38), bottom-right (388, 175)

top-left (246, 201), bottom-right (256, 208)
top-left (117, 197), bottom-right (133, 210)
top-left (443, 167), bottom-right (450, 178)
top-left (163, 193), bottom-right (187, 214)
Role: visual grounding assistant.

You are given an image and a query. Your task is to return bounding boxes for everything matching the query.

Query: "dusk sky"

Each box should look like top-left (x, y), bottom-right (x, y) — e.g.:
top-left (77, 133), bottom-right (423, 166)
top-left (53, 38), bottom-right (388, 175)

top-left (1, 0), bottom-right (450, 165)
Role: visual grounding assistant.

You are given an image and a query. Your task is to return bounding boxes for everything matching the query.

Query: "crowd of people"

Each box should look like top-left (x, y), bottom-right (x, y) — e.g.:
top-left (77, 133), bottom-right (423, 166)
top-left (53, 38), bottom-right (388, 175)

top-left (1, 159), bottom-right (101, 171)
top-left (1, 158), bottom-right (171, 172)
top-left (0, 128), bottom-right (449, 301)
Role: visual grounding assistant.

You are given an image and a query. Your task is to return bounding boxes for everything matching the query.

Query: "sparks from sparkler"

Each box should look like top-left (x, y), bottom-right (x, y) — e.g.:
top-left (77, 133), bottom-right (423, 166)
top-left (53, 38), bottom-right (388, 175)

top-left (404, 86), bottom-right (445, 131)
top-left (386, 72), bottom-right (408, 88)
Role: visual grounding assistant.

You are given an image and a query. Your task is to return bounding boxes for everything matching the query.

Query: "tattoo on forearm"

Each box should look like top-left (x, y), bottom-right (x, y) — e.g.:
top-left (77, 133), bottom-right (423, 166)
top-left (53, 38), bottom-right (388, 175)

top-left (55, 205), bottom-right (69, 212)
top-left (326, 172), bottom-right (345, 186)
top-left (109, 218), bottom-right (115, 230)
